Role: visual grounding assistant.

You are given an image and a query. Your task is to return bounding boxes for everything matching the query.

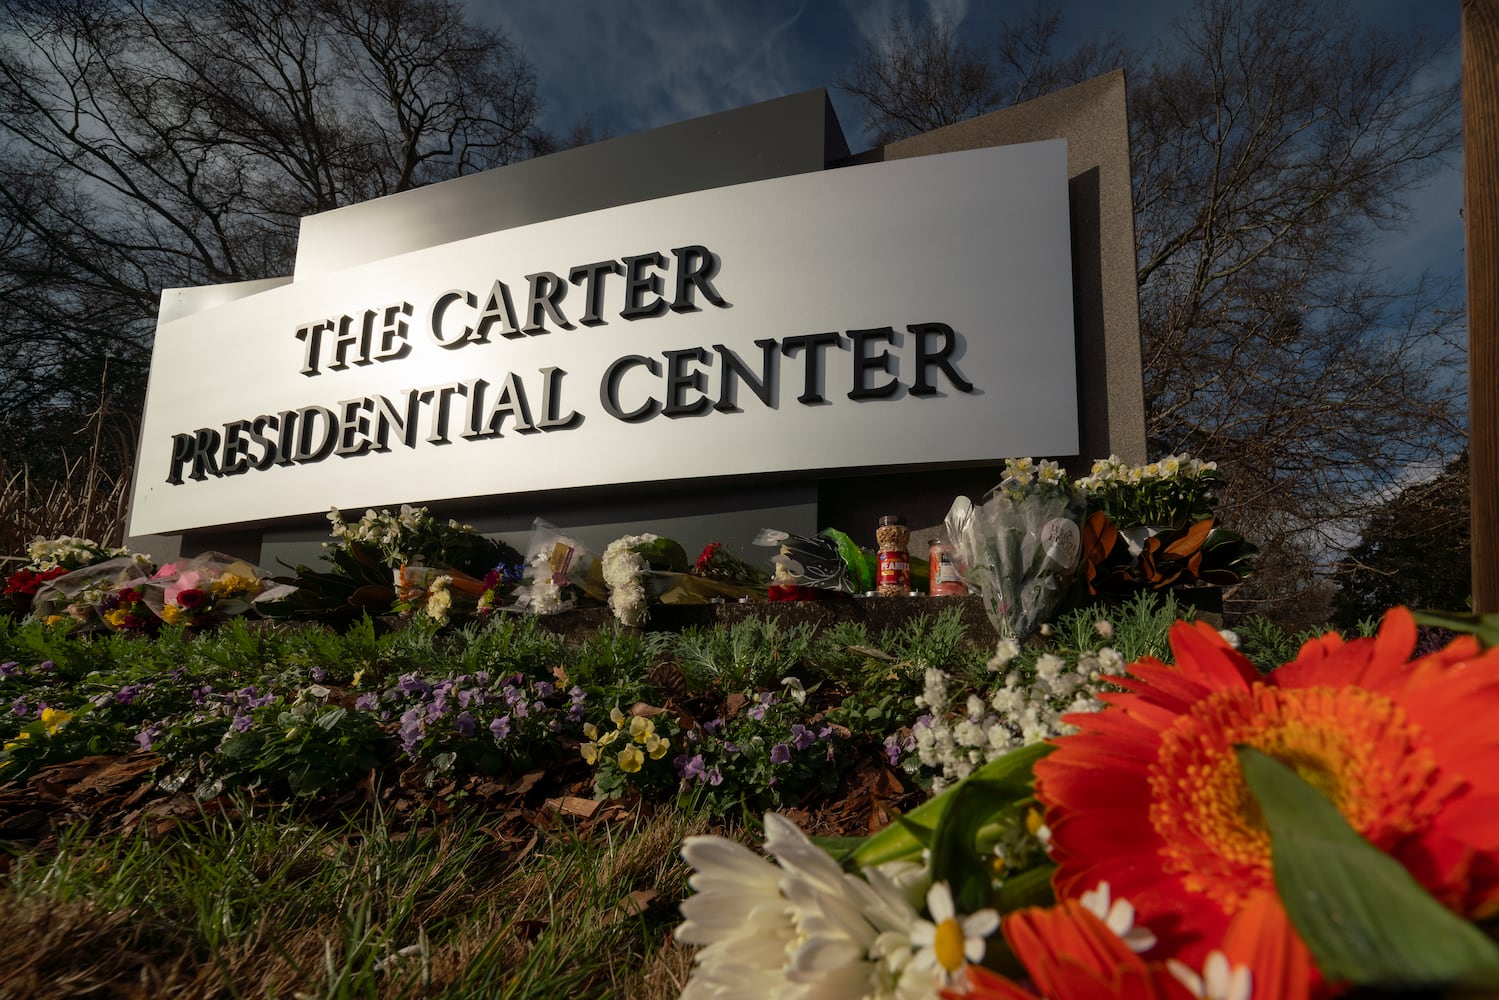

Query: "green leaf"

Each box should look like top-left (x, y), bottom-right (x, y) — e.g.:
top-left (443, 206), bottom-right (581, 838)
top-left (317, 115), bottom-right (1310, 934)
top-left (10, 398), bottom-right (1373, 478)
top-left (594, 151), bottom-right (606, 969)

top-left (809, 835), bottom-right (868, 861)
top-left (848, 742), bottom-right (1052, 869)
top-left (996, 862), bottom-right (1055, 913)
top-left (1411, 610), bottom-right (1499, 649)
top-left (1238, 746), bottom-right (1499, 989)
top-left (635, 537), bottom-right (689, 573)
top-left (930, 778), bottom-right (1034, 913)
top-left (315, 706), bottom-right (347, 731)
top-left (822, 528), bottom-right (875, 593)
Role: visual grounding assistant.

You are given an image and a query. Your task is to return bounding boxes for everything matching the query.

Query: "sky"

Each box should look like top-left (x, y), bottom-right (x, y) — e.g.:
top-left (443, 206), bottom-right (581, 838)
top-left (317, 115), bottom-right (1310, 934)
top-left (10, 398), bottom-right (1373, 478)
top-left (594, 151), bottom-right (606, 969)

top-left (477, 0), bottom-right (1466, 285)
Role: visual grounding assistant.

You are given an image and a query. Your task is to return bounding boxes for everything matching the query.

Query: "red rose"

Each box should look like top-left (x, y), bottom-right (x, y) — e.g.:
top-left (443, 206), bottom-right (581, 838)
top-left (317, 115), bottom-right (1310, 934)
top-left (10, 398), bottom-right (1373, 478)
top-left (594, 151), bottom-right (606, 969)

top-left (176, 588), bottom-right (210, 610)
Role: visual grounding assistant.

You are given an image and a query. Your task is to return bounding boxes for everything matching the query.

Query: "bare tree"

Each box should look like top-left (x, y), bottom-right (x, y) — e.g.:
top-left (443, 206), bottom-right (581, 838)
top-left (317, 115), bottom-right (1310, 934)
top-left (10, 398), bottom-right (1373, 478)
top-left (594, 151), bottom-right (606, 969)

top-left (839, 0), bottom-right (1464, 621)
top-left (0, 0), bottom-right (543, 483)
top-left (840, 4), bottom-right (1124, 144)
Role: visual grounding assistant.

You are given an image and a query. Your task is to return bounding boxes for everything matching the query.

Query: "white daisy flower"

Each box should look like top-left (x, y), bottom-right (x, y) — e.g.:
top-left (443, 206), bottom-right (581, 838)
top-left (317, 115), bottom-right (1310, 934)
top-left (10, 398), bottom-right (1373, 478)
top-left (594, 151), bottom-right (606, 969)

top-left (1079, 881), bottom-right (1157, 953)
top-left (908, 882), bottom-right (999, 988)
top-left (1166, 951), bottom-right (1253, 1000)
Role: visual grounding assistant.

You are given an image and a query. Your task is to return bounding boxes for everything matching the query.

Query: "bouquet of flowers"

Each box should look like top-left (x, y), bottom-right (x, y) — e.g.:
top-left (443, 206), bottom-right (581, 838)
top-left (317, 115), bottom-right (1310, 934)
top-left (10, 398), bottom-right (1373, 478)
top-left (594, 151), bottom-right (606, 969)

top-left (673, 607), bottom-right (1499, 999)
top-left (30, 556), bottom-right (156, 631)
top-left (140, 553), bottom-right (278, 627)
top-left (691, 541), bottom-right (768, 586)
top-left (753, 527), bottom-right (879, 594)
top-left (510, 518), bottom-right (595, 615)
top-left (261, 505), bottom-right (519, 623)
top-left (946, 458), bottom-right (1086, 640)
top-left (476, 562), bottom-right (525, 617)
top-left (3, 535), bottom-right (138, 616)
top-left (597, 533), bottom-right (700, 625)
top-left (1075, 454), bottom-right (1256, 595)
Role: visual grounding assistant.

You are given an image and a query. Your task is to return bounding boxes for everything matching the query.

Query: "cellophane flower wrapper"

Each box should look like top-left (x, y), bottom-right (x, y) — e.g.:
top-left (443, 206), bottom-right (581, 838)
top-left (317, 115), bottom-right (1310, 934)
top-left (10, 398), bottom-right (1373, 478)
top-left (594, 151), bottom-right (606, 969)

top-left (393, 563), bottom-right (485, 621)
top-left (945, 481), bottom-right (1086, 640)
top-left (510, 518), bottom-right (594, 614)
top-left (30, 556), bottom-right (154, 630)
top-left (139, 553), bottom-right (274, 625)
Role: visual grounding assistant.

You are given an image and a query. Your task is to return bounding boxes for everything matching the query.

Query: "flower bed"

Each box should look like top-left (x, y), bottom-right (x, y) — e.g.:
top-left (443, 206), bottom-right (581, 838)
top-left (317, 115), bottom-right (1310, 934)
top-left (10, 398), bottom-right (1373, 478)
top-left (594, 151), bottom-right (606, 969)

top-left (8, 454), bottom-right (1495, 998)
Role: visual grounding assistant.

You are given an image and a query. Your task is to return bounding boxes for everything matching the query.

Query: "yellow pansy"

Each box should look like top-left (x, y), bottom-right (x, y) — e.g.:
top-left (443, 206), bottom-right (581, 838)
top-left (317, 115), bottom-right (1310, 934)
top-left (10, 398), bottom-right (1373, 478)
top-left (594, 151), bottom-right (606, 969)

top-left (580, 741), bottom-right (600, 765)
top-left (352, 669), bottom-right (365, 688)
top-left (609, 706), bottom-right (626, 728)
top-left (583, 722), bottom-right (599, 741)
top-left (617, 744), bottom-right (644, 773)
top-left (629, 715), bottom-right (655, 742)
top-left (598, 728), bottom-right (620, 748)
top-left (645, 733), bottom-right (670, 760)
top-left (41, 707), bottom-right (73, 735)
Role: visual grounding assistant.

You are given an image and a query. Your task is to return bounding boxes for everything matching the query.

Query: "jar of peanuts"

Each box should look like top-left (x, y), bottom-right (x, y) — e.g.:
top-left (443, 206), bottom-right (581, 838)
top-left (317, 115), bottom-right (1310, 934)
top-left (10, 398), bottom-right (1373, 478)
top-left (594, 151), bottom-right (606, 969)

top-left (875, 515), bottom-right (911, 597)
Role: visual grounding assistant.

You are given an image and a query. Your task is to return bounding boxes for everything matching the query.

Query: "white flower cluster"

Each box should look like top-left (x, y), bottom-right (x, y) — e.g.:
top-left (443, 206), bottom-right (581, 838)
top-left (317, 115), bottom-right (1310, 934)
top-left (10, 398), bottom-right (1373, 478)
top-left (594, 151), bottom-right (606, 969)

top-left (26, 535), bottom-right (132, 572)
top-left (677, 812), bottom-right (996, 999)
top-left (907, 643), bottom-right (1113, 791)
top-left (1074, 452), bottom-right (1217, 491)
top-left (998, 456), bottom-right (1066, 490)
top-left (325, 504), bottom-right (471, 566)
top-left (601, 533), bottom-right (656, 626)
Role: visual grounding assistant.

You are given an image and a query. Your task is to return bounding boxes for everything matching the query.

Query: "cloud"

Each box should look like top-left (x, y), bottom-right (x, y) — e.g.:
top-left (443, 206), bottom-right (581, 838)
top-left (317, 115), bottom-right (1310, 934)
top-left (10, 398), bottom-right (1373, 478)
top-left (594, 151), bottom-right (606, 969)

top-left (481, 0), bottom-right (836, 137)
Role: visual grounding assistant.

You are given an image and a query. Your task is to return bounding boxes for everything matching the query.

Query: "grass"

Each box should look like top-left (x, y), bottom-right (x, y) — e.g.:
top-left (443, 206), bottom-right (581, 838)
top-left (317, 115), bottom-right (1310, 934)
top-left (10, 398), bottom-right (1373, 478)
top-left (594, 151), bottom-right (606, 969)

top-left (0, 454), bottom-right (131, 564)
top-left (0, 590), bottom-right (1373, 996)
top-left (1, 797), bottom-right (706, 999)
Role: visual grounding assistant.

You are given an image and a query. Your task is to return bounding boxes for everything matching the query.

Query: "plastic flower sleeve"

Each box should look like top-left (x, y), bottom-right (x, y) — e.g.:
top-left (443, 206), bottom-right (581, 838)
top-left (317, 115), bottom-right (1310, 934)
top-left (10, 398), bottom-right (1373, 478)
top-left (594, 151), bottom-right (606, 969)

top-left (510, 518), bottom-right (593, 614)
top-left (945, 480), bottom-right (1086, 640)
top-left (29, 556), bottom-right (154, 630)
top-left (139, 553), bottom-right (272, 625)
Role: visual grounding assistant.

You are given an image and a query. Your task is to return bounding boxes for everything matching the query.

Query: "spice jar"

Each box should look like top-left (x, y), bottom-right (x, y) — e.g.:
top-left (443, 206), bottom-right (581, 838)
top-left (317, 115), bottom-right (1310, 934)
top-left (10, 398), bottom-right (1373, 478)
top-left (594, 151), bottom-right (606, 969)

top-left (927, 538), bottom-right (967, 596)
top-left (875, 515), bottom-right (910, 597)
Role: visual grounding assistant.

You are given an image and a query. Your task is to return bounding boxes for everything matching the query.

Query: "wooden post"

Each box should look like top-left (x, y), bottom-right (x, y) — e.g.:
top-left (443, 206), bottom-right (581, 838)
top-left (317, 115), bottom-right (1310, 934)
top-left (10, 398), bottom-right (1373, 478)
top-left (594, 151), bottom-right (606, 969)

top-left (1466, 0), bottom-right (1499, 613)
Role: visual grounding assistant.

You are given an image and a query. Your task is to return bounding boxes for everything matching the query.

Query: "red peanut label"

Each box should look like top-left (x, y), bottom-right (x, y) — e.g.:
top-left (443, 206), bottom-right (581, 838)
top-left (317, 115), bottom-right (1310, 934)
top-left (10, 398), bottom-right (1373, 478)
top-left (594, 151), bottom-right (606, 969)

top-left (877, 551), bottom-right (910, 587)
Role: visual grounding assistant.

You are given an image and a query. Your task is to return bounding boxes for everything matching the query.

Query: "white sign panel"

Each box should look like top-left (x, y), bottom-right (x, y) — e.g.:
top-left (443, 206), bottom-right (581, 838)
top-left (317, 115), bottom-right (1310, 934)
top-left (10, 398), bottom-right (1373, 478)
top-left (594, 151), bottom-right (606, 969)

top-left (129, 140), bottom-right (1077, 536)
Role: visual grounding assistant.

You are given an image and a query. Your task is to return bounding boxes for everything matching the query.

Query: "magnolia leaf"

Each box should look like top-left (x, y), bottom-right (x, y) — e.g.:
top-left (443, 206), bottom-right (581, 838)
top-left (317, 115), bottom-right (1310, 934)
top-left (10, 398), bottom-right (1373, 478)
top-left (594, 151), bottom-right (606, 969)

top-left (1081, 511), bottom-right (1118, 564)
top-left (1162, 517), bottom-right (1213, 559)
top-left (848, 742), bottom-right (1052, 869)
top-left (1238, 746), bottom-right (1499, 989)
top-left (348, 584), bottom-right (395, 610)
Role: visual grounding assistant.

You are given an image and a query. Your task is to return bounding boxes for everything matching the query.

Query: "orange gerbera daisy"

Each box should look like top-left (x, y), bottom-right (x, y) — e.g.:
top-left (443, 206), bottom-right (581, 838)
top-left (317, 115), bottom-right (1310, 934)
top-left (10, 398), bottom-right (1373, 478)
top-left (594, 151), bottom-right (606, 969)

top-left (1033, 607), bottom-right (1499, 967)
top-left (945, 891), bottom-right (1310, 1000)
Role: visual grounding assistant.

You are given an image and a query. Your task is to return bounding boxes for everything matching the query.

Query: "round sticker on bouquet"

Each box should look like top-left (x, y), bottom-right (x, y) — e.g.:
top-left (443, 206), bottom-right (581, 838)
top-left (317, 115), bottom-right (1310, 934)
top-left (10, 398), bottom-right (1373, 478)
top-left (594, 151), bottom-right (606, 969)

top-left (1040, 518), bottom-right (1081, 570)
